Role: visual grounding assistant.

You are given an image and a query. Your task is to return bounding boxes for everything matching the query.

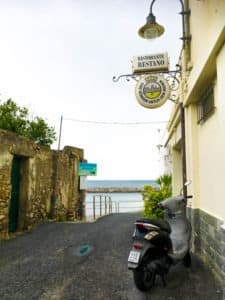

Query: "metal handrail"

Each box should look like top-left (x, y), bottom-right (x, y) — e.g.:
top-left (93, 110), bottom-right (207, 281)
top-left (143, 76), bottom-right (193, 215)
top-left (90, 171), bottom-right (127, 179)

top-left (85, 194), bottom-right (144, 221)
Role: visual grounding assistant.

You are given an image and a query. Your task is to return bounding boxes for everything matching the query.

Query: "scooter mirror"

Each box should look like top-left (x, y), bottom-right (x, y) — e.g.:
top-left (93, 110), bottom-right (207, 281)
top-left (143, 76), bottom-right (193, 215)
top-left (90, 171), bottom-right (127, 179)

top-left (184, 180), bottom-right (192, 186)
top-left (180, 180), bottom-right (192, 195)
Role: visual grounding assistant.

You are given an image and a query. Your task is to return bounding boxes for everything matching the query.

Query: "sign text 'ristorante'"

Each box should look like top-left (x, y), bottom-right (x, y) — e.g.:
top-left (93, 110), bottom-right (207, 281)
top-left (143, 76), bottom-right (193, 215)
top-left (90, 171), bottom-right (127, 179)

top-left (132, 53), bottom-right (169, 73)
top-left (135, 74), bottom-right (171, 109)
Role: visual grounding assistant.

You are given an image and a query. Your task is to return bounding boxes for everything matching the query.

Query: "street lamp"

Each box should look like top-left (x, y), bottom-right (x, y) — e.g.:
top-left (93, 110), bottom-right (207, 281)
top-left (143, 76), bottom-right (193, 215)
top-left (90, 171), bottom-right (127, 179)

top-left (138, 0), bottom-right (190, 199)
top-left (138, 0), bottom-right (191, 47)
top-left (113, 0), bottom-right (191, 200)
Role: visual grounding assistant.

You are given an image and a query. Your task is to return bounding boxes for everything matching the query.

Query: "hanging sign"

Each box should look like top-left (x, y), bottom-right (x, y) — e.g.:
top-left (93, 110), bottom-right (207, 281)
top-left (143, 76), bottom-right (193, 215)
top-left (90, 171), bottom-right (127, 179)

top-left (135, 74), bottom-right (171, 109)
top-left (132, 52), bottom-right (169, 73)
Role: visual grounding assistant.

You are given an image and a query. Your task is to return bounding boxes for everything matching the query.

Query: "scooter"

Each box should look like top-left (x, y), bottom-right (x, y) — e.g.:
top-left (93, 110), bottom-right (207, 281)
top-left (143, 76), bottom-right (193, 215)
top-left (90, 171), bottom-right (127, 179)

top-left (128, 182), bottom-right (192, 291)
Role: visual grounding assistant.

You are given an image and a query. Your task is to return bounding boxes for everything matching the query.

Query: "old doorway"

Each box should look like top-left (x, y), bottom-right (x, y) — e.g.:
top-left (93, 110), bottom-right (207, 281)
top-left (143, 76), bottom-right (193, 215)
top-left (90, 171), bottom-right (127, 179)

top-left (8, 156), bottom-right (21, 232)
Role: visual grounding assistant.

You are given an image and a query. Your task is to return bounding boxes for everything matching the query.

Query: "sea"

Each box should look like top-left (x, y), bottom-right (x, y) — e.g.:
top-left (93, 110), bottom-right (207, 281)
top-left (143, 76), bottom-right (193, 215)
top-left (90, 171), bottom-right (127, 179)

top-left (85, 180), bottom-right (158, 220)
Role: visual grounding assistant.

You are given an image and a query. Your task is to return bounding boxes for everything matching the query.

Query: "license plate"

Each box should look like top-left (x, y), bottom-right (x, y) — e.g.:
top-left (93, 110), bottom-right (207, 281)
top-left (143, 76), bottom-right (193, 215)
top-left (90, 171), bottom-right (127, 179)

top-left (128, 250), bottom-right (141, 263)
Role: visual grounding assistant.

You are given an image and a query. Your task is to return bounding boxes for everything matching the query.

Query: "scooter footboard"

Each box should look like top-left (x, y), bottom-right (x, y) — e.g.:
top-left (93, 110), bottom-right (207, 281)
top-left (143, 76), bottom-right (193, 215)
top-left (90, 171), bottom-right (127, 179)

top-left (128, 239), bottom-right (156, 270)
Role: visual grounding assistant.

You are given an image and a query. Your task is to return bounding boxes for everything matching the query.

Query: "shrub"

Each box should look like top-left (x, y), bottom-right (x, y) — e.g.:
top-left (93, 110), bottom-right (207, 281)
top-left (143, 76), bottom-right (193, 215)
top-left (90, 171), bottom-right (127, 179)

top-left (142, 174), bottom-right (172, 219)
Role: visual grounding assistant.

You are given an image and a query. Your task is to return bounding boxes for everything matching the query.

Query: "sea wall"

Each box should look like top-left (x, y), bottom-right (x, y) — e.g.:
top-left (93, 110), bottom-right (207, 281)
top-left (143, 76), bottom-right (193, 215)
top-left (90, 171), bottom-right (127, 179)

top-left (87, 187), bottom-right (144, 193)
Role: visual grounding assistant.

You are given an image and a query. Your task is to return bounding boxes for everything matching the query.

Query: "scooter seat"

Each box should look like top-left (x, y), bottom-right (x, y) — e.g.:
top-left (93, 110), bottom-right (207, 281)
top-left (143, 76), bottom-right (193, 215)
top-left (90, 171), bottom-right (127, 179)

top-left (136, 218), bottom-right (171, 234)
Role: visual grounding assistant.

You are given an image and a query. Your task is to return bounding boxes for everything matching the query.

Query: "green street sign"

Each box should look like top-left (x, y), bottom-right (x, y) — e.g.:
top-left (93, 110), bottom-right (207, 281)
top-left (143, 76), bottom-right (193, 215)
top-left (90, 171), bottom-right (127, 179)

top-left (79, 163), bottom-right (97, 176)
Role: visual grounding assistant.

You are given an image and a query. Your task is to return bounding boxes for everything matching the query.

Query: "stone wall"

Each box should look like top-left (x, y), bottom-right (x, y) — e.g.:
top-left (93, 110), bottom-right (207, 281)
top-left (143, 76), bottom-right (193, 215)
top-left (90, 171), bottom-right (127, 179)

top-left (188, 207), bottom-right (225, 284)
top-left (0, 129), bottom-right (85, 239)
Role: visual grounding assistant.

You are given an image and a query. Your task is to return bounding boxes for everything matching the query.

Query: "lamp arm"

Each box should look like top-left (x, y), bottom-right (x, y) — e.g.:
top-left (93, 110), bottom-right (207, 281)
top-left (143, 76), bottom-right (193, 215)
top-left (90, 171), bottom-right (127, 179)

top-left (149, 0), bottom-right (190, 47)
top-left (149, 0), bottom-right (156, 14)
top-left (150, 0), bottom-right (185, 14)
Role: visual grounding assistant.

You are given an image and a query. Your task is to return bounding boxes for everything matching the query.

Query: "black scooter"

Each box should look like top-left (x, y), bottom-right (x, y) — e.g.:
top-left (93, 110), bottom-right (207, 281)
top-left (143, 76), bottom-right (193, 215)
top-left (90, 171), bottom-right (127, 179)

top-left (128, 183), bottom-right (192, 291)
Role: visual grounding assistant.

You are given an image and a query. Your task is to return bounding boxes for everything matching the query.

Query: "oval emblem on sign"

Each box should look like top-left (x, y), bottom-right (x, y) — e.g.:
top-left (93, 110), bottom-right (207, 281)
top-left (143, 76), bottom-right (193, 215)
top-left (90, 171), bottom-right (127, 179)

top-left (135, 74), bottom-right (171, 109)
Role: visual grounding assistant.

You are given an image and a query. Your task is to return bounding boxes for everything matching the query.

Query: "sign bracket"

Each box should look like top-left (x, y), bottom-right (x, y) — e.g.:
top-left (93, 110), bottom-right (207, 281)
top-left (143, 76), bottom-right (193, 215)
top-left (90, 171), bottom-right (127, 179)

top-left (112, 69), bottom-right (181, 104)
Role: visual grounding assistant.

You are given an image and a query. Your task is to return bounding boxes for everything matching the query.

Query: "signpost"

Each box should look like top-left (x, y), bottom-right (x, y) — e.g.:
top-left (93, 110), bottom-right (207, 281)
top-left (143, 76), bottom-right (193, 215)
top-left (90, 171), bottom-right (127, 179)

top-left (79, 163), bottom-right (97, 191)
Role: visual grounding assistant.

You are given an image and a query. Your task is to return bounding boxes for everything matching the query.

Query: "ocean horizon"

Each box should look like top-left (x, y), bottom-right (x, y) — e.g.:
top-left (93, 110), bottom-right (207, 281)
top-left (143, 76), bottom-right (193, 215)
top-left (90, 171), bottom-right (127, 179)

top-left (85, 180), bottom-right (158, 219)
top-left (85, 191), bottom-right (144, 219)
top-left (87, 179), bottom-right (158, 189)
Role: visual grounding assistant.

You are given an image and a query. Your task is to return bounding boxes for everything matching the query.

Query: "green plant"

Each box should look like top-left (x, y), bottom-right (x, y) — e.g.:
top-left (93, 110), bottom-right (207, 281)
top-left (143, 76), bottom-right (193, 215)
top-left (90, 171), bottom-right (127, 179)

top-left (57, 215), bottom-right (68, 222)
top-left (0, 99), bottom-right (56, 146)
top-left (156, 174), bottom-right (172, 196)
top-left (142, 174), bottom-right (172, 219)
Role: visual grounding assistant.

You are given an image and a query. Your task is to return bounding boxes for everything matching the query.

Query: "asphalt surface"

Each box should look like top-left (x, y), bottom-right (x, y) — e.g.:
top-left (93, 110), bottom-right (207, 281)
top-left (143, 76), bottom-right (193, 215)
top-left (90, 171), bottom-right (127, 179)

top-left (0, 213), bottom-right (223, 300)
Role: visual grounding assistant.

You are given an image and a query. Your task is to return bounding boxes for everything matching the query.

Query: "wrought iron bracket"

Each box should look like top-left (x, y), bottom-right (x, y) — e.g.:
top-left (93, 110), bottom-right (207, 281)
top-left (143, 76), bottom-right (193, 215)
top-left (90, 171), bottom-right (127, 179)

top-left (112, 69), bottom-right (181, 104)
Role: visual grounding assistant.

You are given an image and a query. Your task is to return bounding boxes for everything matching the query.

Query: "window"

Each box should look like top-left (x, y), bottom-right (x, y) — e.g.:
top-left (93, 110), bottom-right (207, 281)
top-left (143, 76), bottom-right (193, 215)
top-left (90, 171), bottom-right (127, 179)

top-left (197, 86), bottom-right (215, 124)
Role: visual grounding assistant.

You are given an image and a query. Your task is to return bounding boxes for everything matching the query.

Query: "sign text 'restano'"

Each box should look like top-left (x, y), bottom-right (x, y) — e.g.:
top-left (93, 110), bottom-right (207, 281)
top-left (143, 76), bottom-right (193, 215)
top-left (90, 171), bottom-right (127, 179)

top-left (132, 53), bottom-right (169, 73)
top-left (135, 74), bottom-right (171, 109)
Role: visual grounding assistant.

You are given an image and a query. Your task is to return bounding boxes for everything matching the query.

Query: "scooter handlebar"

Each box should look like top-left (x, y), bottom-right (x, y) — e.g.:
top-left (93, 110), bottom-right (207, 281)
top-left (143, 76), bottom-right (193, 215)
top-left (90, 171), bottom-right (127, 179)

top-left (155, 195), bottom-right (193, 209)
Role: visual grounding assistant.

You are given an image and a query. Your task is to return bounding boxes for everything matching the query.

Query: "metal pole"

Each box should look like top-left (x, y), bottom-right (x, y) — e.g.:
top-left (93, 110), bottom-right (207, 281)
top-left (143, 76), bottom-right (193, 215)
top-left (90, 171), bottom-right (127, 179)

top-left (149, 0), bottom-right (156, 14)
top-left (100, 195), bottom-right (102, 217)
top-left (180, 103), bottom-right (187, 203)
top-left (105, 196), bottom-right (107, 215)
top-left (93, 195), bottom-right (96, 220)
top-left (109, 197), bottom-right (112, 214)
top-left (58, 115), bottom-right (63, 150)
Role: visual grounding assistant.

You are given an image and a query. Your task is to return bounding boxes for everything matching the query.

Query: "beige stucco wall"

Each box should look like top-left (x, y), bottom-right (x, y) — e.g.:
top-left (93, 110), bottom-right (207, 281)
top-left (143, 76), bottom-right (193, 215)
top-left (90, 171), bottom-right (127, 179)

top-left (186, 0), bottom-right (225, 99)
top-left (185, 103), bottom-right (199, 209)
top-left (183, 0), bottom-right (225, 226)
top-left (166, 0), bottom-right (225, 224)
top-left (165, 0), bottom-right (225, 283)
top-left (165, 0), bottom-right (225, 229)
top-left (196, 44), bottom-right (225, 225)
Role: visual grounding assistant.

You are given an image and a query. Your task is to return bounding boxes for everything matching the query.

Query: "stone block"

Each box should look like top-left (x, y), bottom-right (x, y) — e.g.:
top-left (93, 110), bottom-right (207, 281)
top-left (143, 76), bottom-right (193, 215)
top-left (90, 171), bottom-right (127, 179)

top-left (189, 207), bottom-right (225, 284)
top-left (0, 215), bottom-right (5, 221)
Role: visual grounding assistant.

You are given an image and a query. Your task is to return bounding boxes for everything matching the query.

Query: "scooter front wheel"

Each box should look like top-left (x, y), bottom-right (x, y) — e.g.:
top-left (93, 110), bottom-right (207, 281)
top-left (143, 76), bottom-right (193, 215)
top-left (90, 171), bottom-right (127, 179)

top-left (133, 267), bottom-right (156, 291)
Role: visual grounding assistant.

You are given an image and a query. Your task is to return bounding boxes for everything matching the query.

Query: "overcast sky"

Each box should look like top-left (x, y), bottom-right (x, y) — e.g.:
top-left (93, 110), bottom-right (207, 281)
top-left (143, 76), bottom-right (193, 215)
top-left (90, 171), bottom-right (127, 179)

top-left (0, 0), bottom-right (181, 180)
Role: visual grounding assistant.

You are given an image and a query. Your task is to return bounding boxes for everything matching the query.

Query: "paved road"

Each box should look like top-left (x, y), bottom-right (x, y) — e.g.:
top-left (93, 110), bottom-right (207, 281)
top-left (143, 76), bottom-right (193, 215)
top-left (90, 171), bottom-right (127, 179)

top-left (0, 213), bottom-right (223, 300)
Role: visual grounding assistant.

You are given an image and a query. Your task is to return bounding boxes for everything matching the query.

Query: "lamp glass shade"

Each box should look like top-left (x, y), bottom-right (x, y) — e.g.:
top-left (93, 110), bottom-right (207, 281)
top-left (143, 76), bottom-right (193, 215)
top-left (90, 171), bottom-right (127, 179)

top-left (138, 23), bottom-right (165, 39)
top-left (144, 27), bottom-right (160, 39)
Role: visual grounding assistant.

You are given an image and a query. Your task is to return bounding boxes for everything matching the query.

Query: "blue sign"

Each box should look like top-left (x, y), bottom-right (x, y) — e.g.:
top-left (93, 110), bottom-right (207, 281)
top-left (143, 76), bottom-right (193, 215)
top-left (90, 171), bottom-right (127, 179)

top-left (79, 163), bottom-right (97, 176)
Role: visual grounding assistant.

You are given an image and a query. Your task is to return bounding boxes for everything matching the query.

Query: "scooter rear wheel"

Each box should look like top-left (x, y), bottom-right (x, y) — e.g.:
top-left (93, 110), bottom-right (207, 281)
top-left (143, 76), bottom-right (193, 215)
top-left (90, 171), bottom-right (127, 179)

top-left (183, 251), bottom-right (191, 267)
top-left (133, 267), bottom-right (156, 291)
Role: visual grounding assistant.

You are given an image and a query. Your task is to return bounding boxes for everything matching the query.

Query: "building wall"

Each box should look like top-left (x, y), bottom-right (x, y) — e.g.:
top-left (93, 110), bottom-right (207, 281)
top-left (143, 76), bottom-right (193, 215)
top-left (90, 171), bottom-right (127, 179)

top-left (186, 43), bottom-right (225, 283)
top-left (185, 1), bottom-right (225, 223)
top-left (166, 0), bottom-right (225, 283)
top-left (187, 0), bottom-right (225, 95)
top-left (0, 129), bottom-right (85, 239)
